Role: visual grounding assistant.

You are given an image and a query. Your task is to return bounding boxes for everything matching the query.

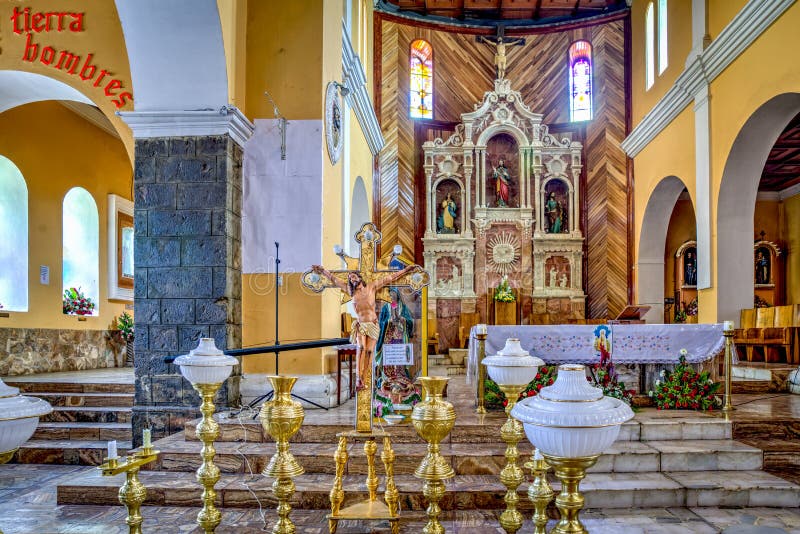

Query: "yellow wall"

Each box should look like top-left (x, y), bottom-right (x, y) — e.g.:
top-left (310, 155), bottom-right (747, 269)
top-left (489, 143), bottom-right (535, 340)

top-left (0, 0), bottom-right (133, 158)
top-left (0, 101), bottom-right (132, 330)
top-left (708, 0), bottom-right (748, 40)
top-left (217, 0), bottom-right (248, 110)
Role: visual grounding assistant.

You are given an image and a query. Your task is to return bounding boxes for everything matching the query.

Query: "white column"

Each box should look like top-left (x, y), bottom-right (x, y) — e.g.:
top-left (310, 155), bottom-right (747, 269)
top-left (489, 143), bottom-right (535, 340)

top-left (426, 168), bottom-right (434, 236)
top-left (694, 84), bottom-right (712, 289)
top-left (569, 186), bottom-right (575, 233)
top-left (572, 167), bottom-right (581, 234)
top-left (477, 149), bottom-right (484, 207)
top-left (690, 0), bottom-right (710, 59)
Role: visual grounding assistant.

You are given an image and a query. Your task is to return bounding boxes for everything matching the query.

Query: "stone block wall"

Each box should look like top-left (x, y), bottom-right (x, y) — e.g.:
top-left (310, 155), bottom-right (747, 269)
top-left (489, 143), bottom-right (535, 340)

top-left (133, 134), bottom-right (243, 443)
top-left (0, 328), bottom-right (126, 376)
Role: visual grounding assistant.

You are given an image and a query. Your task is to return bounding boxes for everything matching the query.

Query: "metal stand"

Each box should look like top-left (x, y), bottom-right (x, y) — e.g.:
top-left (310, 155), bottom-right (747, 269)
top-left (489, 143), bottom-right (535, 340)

top-left (722, 328), bottom-right (735, 415)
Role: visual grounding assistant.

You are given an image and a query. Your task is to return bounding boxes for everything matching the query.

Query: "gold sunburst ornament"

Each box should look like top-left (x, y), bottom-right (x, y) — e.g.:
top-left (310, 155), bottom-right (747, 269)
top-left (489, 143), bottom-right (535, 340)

top-left (487, 232), bottom-right (520, 275)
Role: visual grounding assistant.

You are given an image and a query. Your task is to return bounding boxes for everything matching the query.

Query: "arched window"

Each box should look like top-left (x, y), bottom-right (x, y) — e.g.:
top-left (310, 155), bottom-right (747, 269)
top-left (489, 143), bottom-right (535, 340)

top-left (658, 0), bottom-right (668, 74)
top-left (645, 2), bottom-right (655, 89)
top-left (0, 156), bottom-right (28, 312)
top-left (410, 39), bottom-right (433, 119)
top-left (62, 187), bottom-right (99, 316)
top-left (568, 40), bottom-right (593, 122)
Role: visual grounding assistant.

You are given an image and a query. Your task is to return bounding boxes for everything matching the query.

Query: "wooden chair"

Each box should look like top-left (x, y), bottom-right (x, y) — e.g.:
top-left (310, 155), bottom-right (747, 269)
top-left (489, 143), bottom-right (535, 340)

top-left (458, 312), bottom-right (481, 349)
top-left (734, 308), bottom-right (755, 361)
top-left (747, 307), bottom-right (775, 361)
top-left (762, 305), bottom-right (794, 362)
top-left (427, 317), bottom-right (440, 356)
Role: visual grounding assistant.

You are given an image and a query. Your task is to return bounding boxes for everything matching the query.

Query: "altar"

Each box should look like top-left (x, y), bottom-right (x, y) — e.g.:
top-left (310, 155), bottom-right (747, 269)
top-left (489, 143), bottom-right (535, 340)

top-left (467, 323), bottom-right (726, 392)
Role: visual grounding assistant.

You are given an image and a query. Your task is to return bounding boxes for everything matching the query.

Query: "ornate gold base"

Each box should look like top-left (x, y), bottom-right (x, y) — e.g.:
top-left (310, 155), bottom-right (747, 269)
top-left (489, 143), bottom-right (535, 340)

top-left (497, 384), bottom-right (527, 534)
top-left (193, 382), bottom-right (224, 534)
top-left (328, 430), bottom-right (399, 534)
top-left (98, 449), bottom-right (160, 534)
top-left (541, 454), bottom-right (600, 534)
top-left (524, 452), bottom-right (554, 534)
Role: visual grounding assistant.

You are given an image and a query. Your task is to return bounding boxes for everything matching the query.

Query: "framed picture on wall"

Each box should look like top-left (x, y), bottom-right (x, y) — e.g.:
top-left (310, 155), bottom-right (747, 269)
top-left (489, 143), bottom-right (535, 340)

top-left (108, 194), bottom-right (134, 301)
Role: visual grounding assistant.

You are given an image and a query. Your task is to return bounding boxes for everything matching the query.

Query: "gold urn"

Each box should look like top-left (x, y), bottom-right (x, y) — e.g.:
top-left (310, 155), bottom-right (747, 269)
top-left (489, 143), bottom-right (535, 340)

top-left (412, 376), bottom-right (456, 534)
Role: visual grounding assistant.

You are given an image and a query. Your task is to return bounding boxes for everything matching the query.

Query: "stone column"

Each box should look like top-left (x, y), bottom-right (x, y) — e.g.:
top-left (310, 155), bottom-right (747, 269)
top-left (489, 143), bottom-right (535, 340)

top-left (123, 110), bottom-right (253, 444)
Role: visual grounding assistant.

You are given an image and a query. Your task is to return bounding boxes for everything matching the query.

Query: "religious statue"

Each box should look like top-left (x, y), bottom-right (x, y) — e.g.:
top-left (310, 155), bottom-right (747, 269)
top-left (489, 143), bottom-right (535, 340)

top-left (476, 32), bottom-right (525, 80)
top-left (545, 191), bottom-right (564, 233)
top-left (549, 266), bottom-right (558, 288)
top-left (492, 159), bottom-right (511, 207)
top-left (437, 192), bottom-right (457, 234)
top-left (559, 273), bottom-right (568, 288)
top-left (683, 250), bottom-right (697, 286)
top-left (374, 288), bottom-right (421, 416)
top-left (311, 263), bottom-right (419, 391)
top-left (755, 249), bottom-right (770, 285)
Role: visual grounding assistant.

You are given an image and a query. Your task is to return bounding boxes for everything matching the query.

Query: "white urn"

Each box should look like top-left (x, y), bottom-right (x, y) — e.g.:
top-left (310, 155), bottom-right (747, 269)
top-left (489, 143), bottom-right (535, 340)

top-left (510, 364), bottom-right (634, 457)
top-left (482, 338), bottom-right (544, 386)
top-left (174, 338), bottom-right (239, 385)
top-left (0, 379), bottom-right (52, 460)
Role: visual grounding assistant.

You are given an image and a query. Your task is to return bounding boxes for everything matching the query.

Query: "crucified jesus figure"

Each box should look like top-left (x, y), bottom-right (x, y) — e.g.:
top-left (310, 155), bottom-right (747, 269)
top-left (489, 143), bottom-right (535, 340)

top-left (311, 264), bottom-right (419, 391)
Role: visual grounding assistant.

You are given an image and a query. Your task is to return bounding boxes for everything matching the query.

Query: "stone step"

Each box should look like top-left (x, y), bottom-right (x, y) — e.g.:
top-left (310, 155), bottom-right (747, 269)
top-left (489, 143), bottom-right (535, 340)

top-left (446, 365), bottom-right (466, 376)
top-left (4, 381), bottom-right (134, 394)
top-left (184, 411), bottom-right (732, 444)
top-left (14, 439), bottom-right (132, 466)
top-left (56, 469), bottom-right (800, 510)
top-left (40, 406), bottom-right (132, 424)
top-left (428, 355), bottom-right (452, 366)
top-left (33, 422), bottom-right (132, 441)
top-left (24, 392), bottom-right (134, 408)
top-left (732, 378), bottom-right (771, 394)
top-left (140, 434), bottom-right (760, 476)
top-left (740, 438), bottom-right (800, 471)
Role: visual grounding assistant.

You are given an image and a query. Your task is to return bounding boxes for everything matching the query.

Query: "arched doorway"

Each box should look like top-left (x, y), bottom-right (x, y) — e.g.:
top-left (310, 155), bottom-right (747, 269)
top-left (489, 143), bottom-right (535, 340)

top-left (637, 175), bottom-right (693, 323)
top-left (717, 93), bottom-right (800, 324)
top-left (349, 176), bottom-right (370, 255)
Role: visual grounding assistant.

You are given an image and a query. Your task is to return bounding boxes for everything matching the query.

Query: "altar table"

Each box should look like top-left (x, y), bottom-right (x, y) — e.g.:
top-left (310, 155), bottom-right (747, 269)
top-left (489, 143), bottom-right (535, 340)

top-left (466, 323), bottom-right (725, 385)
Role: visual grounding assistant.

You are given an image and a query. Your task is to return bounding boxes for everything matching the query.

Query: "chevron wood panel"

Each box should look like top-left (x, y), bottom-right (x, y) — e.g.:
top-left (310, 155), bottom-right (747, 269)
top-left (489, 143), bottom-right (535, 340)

top-left (377, 17), bottom-right (630, 317)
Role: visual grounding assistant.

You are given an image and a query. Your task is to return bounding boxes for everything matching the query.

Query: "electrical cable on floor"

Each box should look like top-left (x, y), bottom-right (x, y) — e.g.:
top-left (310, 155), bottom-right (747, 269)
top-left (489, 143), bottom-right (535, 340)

top-left (230, 403), bottom-right (270, 531)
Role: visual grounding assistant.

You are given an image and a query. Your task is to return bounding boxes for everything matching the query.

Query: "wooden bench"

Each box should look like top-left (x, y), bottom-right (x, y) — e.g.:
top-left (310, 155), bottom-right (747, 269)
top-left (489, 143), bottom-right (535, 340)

top-left (734, 305), bottom-right (798, 364)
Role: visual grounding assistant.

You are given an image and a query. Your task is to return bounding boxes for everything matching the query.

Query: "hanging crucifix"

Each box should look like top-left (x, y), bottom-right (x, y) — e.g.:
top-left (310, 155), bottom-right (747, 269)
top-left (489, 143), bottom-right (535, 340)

top-left (476, 25), bottom-right (526, 80)
top-left (302, 222), bottom-right (430, 432)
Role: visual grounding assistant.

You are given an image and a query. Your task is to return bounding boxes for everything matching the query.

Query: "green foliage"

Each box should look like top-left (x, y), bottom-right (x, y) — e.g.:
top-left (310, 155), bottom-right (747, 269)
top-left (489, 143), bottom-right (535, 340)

top-left (62, 287), bottom-right (95, 316)
top-left (648, 351), bottom-right (721, 410)
top-left (493, 276), bottom-right (515, 303)
top-left (116, 311), bottom-right (135, 343)
top-left (484, 364), bottom-right (557, 408)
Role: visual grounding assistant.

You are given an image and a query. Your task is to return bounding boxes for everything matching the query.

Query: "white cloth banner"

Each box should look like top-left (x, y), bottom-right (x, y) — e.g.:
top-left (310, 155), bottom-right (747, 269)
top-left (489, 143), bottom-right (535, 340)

top-left (467, 323), bottom-right (725, 385)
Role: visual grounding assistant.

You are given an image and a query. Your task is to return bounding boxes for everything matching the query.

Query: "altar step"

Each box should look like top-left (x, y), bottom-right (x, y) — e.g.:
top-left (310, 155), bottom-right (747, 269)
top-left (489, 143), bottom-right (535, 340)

top-left (14, 439), bottom-right (132, 465)
top-left (731, 363), bottom-right (794, 393)
top-left (56, 469), bottom-right (800, 510)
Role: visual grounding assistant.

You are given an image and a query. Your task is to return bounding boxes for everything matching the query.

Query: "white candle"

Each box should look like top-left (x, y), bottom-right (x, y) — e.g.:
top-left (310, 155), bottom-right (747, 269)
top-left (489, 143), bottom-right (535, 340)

top-left (143, 429), bottom-right (152, 449)
top-left (723, 320), bottom-right (734, 331)
top-left (476, 324), bottom-right (487, 335)
top-left (534, 448), bottom-right (543, 461)
top-left (107, 440), bottom-right (118, 459)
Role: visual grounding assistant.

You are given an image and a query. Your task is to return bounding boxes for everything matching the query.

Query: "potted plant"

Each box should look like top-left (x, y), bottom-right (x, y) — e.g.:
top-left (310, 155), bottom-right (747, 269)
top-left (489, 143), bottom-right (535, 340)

top-left (63, 287), bottom-right (95, 316)
top-left (115, 311), bottom-right (135, 366)
top-left (648, 349), bottom-right (721, 410)
top-left (493, 275), bottom-right (516, 325)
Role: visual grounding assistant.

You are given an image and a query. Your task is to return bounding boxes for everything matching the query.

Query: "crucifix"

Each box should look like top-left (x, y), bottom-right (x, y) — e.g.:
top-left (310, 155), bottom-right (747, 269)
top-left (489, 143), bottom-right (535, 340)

top-left (302, 222), bottom-right (430, 433)
top-left (476, 25), bottom-right (526, 80)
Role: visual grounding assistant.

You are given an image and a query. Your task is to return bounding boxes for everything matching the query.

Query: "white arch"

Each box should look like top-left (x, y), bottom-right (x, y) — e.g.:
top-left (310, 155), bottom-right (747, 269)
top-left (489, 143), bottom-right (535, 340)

top-left (0, 71), bottom-right (92, 113)
top-left (63, 187), bottom-right (100, 315)
top-left (115, 0), bottom-right (228, 110)
top-left (541, 176), bottom-right (573, 193)
top-left (476, 123), bottom-right (529, 148)
top-left (717, 93), bottom-right (800, 324)
top-left (637, 175), bottom-right (692, 323)
top-left (349, 177), bottom-right (370, 255)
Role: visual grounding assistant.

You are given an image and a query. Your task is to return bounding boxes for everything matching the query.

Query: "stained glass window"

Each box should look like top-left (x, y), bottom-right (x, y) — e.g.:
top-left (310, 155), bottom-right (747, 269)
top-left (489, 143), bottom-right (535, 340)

top-left (658, 0), bottom-right (668, 74)
top-left (0, 156), bottom-right (28, 312)
top-left (645, 2), bottom-right (655, 89)
top-left (569, 41), bottom-right (593, 122)
top-left (63, 187), bottom-right (99, 315)
top-left (410, 39), bottom-right (433, 119)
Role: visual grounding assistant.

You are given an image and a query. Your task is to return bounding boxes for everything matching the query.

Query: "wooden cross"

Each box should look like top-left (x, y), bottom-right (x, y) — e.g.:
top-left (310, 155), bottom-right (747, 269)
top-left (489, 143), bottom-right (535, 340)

top-left (302, 222), bottom-right (430, 432)
top-left (476, 25), bottom-right (526, 80)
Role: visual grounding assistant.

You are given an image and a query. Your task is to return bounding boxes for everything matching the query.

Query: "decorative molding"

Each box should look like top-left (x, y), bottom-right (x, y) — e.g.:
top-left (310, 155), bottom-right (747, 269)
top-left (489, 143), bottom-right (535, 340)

top-left (342, 22), bottom-right (385, 156)
top-left (117, 107), bottom-right (254, 147)
top-left (107, 194), bottom-right (133, 302)
top-left (622, 0), bottom-right (795, 157)
top-left (756, 181), bottom-right (800, 201)
top-left (60, 101), bottom-right (120, 139)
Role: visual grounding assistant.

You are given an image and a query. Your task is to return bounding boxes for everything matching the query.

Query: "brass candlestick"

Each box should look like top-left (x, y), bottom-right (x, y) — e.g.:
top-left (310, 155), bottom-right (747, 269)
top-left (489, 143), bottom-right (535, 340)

top-left (476, 331), bottom-right (488, 414)
top-left (193, 382), bottom-right (224, 533)
top-left (722, 328), bottom-right (735, 414)
top-left (524, 451), bottom-right (554, 534)
top-left (412, 376), bottom-right (456, 534)
top-left (260, 376), bottom-right (305, 534)
top-left (542, 454), bottom-right (599, 534)
top-left (98, 448), bottom-right (160, 534)
top-left (497, 384), bottom-right (526, 534)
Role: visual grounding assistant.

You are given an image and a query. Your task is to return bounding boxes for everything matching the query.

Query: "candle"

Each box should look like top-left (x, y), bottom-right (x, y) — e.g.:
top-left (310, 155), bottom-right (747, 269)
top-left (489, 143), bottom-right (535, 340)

top-left (143, 429), bottom-right (152, 449)
top-left (476, 324), bottom-right (487, 335)
top-left (107, 440), bottom-right (118, 459)
top-left (723, 320), bottom-right (734, 331)
top-left (534, 448), bottom-right (543, 461)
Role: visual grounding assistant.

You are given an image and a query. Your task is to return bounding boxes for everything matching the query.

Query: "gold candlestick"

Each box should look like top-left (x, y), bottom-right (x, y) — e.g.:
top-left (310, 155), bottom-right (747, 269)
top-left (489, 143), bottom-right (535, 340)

top-left (476, 332), bottom-right (488, 414)
top-left (497, 384), bottom-right (526, 534)
top-left (542, 454), bottom-right (599, 534)
top-left (722, 328), bottom-right (735, 414)
top-left (524, 451), bottom-right (554, 534)
top-left (260, 376), bottom-right (305, 534)
top-left (98, 449), bottom-right (160, 534)
top-left (412, 376), bottom-right (456, 534)
top-left (193, 382), bottom-right (224, 533)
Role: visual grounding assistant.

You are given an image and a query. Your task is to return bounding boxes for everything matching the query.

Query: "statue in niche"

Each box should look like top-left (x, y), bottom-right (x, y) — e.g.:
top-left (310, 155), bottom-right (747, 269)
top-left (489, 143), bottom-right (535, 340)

top-left (437, 193), bottom-right (457, 234)
top-left (683, 249), bottom-right (697, 286)
top-left (559, 273), bottom-right (568, 288)
top-left (545, 191), bottom-right (565, 233)
top-left (549, 266), bottom-right (558, 288)
top-left (755, 248), bottom-right (771, 285)
top-left (492, 159), bottom-right (511, 207)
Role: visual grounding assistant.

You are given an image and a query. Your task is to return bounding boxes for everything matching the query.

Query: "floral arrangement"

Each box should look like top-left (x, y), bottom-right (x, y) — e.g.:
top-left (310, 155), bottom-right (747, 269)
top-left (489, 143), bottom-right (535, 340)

top-left (493, 275), bottom-right (516, 303)
top-left (589, 340), bottom-right (634, 405)
top-left (674, 307), bottom-right (687, 323)
top-left (484, 364), bottom-right (557, 408)
top-left (686, 297), bottom-right (698, 316)
top-left (648, 349), bottom-right (721, 410)
top-left (115, 311), bottom-right (135, 343)
top-left (754, 295), bottom-right (771, 308)
top-left (63, 287), bottom-right (95, 316)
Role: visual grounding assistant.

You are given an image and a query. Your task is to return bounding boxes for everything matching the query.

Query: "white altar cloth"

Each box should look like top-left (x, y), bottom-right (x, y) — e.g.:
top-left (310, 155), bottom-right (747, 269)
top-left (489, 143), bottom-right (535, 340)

top-left (466, 324), bottom-right (725, 384)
